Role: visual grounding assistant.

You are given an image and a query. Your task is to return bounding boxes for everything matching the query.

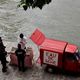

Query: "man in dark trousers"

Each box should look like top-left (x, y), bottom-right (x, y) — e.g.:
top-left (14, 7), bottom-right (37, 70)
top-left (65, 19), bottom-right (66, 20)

top-left (15, 44), bottom-right (26, 72)
top-left (0, 37), bottom-right (7, 72)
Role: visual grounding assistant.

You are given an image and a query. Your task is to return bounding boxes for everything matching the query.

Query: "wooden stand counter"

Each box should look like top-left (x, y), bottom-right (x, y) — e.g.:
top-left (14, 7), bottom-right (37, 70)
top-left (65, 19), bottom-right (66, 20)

top-left (10, 47), bottom-right (33, 68)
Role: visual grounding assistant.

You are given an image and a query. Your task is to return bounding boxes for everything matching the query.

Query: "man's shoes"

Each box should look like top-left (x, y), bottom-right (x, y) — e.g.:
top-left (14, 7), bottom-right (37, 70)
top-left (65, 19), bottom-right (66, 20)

top-left (19, 68), bottom-right (21, 71)
top-left (22, 69), bottom-right (25, 72)
top-left (2, 69), bottom-right (7, 73)
top-left (22, 68), bottom-right (26, 72)
top-left (5, 66), bottom-right (8, 69)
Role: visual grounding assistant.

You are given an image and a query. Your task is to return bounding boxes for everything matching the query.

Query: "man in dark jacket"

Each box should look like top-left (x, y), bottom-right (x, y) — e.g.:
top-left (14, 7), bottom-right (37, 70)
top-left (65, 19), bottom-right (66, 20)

top-left (0, 37), bottom-right (7, 72)
top-left (15, 44), bottom-right (26, 72)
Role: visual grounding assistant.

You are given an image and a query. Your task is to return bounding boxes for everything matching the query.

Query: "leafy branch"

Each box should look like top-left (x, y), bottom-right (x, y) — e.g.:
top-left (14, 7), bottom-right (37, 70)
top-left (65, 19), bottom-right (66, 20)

top-left (18, 0), bottom-right (52, 10)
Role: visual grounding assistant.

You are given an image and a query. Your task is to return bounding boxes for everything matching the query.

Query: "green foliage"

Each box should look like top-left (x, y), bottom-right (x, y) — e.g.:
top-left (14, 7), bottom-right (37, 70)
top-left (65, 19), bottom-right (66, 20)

top-left (18, 0), bottom-right (52, 10)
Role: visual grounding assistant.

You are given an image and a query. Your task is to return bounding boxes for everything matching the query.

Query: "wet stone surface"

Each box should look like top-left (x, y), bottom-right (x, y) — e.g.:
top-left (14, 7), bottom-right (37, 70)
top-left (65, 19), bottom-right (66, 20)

top-left (0, 62), bottom-right (80, 80)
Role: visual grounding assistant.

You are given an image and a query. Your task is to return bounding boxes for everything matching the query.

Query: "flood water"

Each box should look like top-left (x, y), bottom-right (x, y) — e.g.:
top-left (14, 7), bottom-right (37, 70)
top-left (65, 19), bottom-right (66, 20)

top-left (0, 0), bottom-right (80, 61)
top-left (0, 0), bottom-right (80, 79)
top-left (0, 0), bottom-right (80, 47)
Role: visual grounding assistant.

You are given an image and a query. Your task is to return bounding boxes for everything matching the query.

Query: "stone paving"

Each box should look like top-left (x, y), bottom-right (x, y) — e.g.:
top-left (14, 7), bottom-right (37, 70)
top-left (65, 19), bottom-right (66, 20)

top-left (0, 59), bottom-right (80, 80)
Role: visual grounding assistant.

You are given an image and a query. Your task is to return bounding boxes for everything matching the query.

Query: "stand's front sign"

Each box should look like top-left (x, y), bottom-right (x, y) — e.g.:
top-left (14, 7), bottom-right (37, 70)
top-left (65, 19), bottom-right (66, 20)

top-left (43, 51), bottom-right (58, 66)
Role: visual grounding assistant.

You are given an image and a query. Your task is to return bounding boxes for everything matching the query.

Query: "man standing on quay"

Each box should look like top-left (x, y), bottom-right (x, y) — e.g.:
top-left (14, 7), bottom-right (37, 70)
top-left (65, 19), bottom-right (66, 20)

top-left (15, 44), bottom-right (26, 72)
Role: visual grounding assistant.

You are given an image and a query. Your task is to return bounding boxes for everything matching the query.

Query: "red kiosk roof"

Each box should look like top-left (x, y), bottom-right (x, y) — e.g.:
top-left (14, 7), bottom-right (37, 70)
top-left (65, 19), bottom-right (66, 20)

top-left (65, 44), bottom-right (77, 53)
top-left (40, 38), bottom-right (67, 53)
top-left (30, 28), bottom-right (77, 53)
top-left (30, 28), bottom-right (45, 46)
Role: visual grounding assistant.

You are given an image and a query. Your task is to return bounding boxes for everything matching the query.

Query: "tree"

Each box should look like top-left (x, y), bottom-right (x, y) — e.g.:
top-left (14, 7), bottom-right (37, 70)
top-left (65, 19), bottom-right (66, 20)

top-left (18, 0), bottom-right (52, 10)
